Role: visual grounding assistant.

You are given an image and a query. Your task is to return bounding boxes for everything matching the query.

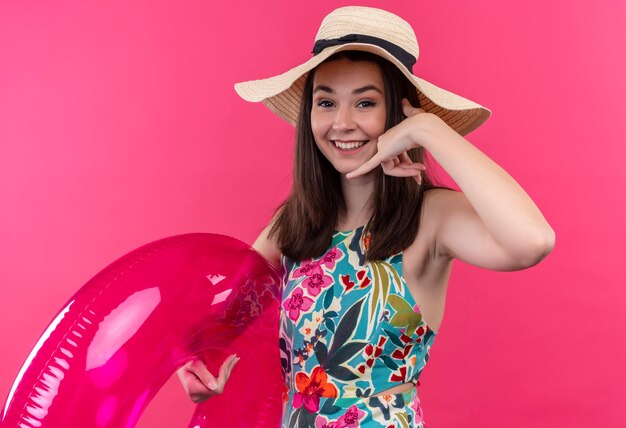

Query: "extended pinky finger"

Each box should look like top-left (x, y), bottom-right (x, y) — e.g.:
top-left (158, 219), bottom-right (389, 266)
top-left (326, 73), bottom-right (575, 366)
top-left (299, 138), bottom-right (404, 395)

top-left (414, 170), bottom-right (422, 185)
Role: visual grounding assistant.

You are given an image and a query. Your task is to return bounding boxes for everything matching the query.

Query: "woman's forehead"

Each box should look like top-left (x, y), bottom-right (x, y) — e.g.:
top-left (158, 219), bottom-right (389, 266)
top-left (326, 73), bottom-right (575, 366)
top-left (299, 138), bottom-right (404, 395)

top-left (312, 59), bottom-right (384, 92)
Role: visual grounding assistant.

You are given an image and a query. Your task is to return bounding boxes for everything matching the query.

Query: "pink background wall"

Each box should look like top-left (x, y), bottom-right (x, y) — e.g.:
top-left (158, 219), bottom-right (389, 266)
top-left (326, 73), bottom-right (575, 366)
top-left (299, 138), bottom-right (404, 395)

top-left (1, 1), bottom-right (624, 426)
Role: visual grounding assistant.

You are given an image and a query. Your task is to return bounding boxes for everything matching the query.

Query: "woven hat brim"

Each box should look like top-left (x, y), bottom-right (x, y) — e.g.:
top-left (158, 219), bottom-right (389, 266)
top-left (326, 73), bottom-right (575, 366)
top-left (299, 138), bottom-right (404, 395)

top-left (234, 44), bottom-right (491, 136)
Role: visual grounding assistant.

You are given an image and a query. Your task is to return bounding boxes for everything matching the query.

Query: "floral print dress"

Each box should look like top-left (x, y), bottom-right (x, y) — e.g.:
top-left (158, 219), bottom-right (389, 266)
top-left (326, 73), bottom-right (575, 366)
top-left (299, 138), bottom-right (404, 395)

top-left (280, 226), bottom-right (436, 428)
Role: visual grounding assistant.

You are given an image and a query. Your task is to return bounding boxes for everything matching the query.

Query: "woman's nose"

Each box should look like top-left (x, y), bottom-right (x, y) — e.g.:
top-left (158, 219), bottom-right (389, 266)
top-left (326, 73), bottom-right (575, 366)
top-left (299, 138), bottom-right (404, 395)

top-left (332, 105), bottom-right (356, 131)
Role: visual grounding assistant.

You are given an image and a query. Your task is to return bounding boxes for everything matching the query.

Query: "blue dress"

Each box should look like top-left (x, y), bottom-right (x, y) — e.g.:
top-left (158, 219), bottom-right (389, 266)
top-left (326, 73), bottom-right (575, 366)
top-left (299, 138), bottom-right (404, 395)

top-left (280, 225), bottom-right (436, 427)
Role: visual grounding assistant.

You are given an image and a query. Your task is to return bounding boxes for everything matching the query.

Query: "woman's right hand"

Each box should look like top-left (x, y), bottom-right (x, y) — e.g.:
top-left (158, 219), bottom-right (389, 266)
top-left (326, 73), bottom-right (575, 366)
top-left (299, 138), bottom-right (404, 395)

top-left (177, 354), bottom-right (240, 403)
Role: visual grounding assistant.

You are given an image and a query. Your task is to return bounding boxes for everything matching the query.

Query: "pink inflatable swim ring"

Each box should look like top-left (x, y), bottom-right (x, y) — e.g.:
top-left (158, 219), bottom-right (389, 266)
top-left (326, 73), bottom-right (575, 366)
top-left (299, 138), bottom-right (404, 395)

top-left (0, 233), bottom-right (283, 427)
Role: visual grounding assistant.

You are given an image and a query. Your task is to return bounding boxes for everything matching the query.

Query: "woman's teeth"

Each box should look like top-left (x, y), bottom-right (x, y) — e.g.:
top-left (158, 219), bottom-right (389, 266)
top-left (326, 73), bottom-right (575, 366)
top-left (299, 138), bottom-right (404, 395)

top-left (334, 140), bottom-right (366, 150)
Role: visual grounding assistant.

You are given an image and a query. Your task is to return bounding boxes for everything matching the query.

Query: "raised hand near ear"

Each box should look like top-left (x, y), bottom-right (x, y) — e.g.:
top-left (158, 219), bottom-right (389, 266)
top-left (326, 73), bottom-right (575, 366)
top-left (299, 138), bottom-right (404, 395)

top-left (347, 98), bottom-right (430, 183)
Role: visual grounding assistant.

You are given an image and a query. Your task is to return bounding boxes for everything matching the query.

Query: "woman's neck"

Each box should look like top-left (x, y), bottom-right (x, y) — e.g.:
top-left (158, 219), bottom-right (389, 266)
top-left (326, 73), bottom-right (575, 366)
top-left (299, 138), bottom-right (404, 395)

top-left (338, 173), bottom-right (375, 230)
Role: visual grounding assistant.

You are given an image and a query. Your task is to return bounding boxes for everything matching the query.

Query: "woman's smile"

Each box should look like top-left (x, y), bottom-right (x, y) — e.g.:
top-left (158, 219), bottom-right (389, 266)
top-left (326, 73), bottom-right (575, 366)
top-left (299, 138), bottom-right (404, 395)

top-left (332, 139), bottom-right (369, 151)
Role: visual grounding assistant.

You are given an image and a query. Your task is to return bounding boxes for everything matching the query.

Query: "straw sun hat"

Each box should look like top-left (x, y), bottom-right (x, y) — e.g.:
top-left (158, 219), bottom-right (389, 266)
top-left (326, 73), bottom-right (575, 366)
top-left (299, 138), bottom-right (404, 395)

top-left (234, 6), bottom-right (490, 136)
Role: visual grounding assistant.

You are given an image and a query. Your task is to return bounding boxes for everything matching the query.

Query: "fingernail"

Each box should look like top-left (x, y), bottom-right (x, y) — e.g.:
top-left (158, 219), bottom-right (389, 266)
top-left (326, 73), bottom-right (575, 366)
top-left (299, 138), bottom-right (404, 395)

top-left (208, 379), bottom-right (217, 390)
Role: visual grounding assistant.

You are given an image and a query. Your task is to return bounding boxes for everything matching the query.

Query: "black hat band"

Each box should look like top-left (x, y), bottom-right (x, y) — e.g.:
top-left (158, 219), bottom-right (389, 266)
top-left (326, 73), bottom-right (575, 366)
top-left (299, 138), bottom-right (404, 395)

top-left (312, 34), bottom-right (416, 72)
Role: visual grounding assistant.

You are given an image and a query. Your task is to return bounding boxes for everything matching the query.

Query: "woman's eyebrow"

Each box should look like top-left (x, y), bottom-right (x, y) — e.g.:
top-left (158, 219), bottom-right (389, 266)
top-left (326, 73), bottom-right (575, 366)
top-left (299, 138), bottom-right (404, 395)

top-left (352, 85), bottom-right (382, 95)
top-left (312, 85), bottom-right (383, 95)
top-left (313, 85), bottom-right (334, 94)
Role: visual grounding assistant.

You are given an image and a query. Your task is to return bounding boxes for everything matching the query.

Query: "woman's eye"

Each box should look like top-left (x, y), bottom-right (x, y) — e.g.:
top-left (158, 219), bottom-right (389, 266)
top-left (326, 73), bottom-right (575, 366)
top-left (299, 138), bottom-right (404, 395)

top-left (317, 100), bottom-right (334, 108)
top-left (357, 100), bottom-right (376, 108)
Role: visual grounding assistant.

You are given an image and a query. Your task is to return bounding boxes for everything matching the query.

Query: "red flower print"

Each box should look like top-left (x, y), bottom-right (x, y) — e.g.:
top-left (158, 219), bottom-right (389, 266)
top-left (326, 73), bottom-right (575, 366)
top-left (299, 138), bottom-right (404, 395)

top-left (356, 269), bottom-right (371, 288)
top-left (293, 366), bottom-right (338, 413)
top-left (391, 343), bottom-right (414, 360)
top-left (390, 366), bottom-right (407, 383)
top-left (363, 233), bottom-right (372, 251)
top-left (283, 288), bottom-right (314, 321)
top-left (340, 274), bottom-right (356, 291)
top-left (362, 336), bottom-right (387, 370)
top-left (400, 333), bottom-right (412, 344)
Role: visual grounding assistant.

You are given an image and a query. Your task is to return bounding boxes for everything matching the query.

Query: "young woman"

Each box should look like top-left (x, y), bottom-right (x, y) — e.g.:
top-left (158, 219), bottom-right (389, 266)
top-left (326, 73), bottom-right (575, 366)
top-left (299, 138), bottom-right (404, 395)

top-left (178, 6), bottom-right (555, 427)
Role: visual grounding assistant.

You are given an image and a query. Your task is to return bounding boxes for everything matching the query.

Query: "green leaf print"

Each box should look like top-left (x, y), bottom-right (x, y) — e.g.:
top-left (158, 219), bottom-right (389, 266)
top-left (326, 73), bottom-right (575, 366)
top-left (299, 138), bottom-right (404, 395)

top-left (368, 262), bottom-right (388, 324)
top-left (289, 407), bottom-right (300, 428)
top-left (297, 407), bottom-right (316, 428)
top-left (380, 354), bottom-right (399, 370)
top-left (324, 318), bottom-right (336, 334)
top-left (325, 341), bottom-right (368, 368)
top-left (397, 412), bottom-right (410, 428)
top-left (323, 285), bottom-right (334, 310)
top-left (327, 298), bottom-right (364, 359)
top-left (365, 261), bottom-right (404, 335)
top-left (383, 328), bottom-right (405, 348)
top-left (320, 398), bottom-right (342, 416)
top-left (326, 365), bottom-right (359, 381)
top-left (315, 341), bottom-right (328, 366)
top-left (388, 294), bottom-right (422, 337)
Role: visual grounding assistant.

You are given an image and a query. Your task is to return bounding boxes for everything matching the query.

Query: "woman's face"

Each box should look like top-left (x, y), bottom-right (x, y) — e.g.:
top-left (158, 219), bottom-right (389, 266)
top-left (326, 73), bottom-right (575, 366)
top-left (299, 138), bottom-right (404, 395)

top-left (311, 59), bottom-right (387, 176)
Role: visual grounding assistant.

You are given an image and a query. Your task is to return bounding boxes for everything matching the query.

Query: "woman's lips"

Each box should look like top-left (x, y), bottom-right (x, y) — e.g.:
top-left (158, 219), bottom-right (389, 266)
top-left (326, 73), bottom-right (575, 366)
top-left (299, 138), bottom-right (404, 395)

top-left (332, 140), bottom-right (369, 151)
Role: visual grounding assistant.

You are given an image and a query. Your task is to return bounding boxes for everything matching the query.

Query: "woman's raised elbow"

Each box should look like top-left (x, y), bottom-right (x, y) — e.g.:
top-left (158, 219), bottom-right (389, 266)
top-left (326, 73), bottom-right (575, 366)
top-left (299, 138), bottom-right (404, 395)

top-left (516, 227), bottom-right (556, 268)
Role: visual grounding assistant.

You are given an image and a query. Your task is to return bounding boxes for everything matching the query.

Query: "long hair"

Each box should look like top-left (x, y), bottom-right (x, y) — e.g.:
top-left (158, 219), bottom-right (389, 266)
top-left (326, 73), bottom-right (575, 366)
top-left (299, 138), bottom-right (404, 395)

top-left (269, 51), bottom-right (439, 262)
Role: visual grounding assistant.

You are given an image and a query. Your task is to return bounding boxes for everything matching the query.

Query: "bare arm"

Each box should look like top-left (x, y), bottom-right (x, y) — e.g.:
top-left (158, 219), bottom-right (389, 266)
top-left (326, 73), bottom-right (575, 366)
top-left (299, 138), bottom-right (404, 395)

top-left (252, 220), bottom-right (282, 270)
top-left (349, 99), bottom-right (555, 271)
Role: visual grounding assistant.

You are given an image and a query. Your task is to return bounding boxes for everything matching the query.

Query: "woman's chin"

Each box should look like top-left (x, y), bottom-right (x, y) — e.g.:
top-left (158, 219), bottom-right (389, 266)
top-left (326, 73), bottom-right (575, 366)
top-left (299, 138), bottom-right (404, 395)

top-left (334, 164), bottom-right (375, 179)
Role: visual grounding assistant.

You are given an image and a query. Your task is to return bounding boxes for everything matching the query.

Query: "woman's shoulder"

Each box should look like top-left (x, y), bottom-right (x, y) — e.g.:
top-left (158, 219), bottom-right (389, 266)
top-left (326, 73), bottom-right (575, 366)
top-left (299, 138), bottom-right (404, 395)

top-left (252, 218), bottom-right (282, 270)
top-left (420, 187), bottom-right (463, 231)
top-left (423, 186), bottom-right (462, 207)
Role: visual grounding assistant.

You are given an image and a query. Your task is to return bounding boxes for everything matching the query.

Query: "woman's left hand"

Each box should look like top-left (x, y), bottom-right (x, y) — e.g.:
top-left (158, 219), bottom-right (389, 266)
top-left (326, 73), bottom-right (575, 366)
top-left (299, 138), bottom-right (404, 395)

top-left (346, 98), bottom-right (432, 183)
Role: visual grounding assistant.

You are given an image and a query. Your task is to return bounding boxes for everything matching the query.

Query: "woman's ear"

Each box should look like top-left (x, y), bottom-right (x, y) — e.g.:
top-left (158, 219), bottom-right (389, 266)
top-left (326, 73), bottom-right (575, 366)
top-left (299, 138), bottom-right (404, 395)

top-left (402, 98), bottom-right (425, 117)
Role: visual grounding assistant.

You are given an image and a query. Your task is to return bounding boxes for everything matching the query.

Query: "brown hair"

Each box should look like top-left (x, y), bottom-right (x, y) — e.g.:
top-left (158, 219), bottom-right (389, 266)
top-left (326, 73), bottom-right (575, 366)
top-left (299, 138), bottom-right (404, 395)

top-left (269, 51), bottom-right (439, 262)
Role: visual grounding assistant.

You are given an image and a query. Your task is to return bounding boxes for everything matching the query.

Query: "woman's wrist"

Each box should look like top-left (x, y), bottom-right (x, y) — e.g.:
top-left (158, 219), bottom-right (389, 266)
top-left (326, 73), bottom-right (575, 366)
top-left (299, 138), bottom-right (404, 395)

top-left (407, 111), bottom-right (454, 152)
